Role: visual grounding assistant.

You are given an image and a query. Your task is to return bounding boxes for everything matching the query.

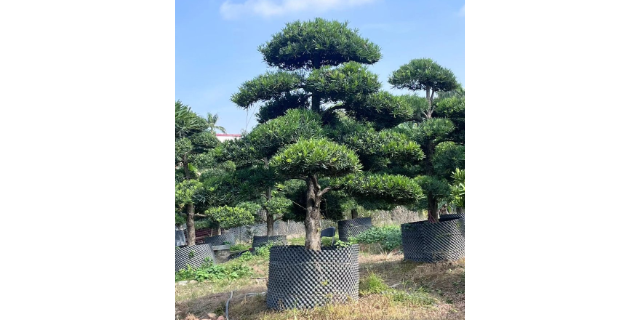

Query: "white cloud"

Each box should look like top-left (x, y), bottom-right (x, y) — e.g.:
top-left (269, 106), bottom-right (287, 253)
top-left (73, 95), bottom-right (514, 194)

top-left (220, 0), bottom-right (377, 20)
top-left (459, 4), bottom-right (464, 17)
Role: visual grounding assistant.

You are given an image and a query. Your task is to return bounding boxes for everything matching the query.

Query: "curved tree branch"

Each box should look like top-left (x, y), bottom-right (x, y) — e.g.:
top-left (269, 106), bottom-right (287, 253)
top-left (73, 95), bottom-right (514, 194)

top-left (322, 103), bottom-right (345, 115)
top-left (291, 201), bottom-right (306, 210)
top-left (317, 187), bottom-right (331, 198)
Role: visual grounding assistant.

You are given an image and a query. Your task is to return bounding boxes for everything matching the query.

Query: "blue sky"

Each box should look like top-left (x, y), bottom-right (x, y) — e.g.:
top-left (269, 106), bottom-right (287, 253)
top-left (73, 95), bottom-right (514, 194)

top-left (176, 0), bottom-right (465, 134)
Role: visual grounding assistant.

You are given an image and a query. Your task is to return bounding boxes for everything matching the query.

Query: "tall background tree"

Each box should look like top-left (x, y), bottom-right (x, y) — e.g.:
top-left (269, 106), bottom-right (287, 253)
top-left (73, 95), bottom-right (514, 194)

top-left (175, 101), bottom-right (218, 245)
top-left (231, 18), bottom-right (423, 250)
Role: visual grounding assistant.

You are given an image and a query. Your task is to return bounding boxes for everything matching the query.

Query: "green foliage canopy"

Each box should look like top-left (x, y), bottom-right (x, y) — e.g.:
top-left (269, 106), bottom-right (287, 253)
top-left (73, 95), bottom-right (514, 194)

top-left (389, 58), bottom-right (458, 93)
top-left (258, 18), bottom-right (381, 70)
top-left (272, 138), bottom-right (362, 179)
top-left (205, 206), bottom-right (255, 229)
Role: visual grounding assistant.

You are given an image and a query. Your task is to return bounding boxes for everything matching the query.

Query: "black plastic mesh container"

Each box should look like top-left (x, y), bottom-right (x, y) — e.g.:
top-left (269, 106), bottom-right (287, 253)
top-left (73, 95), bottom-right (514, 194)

top-left (252, 235), bottom-right (287, 249)
top-left (337, 217), bottom-right (373, 242)
top-left (266, 245), bottom-right (360, 310)
top-left (401, 217), bottom-right (465, 263)
top-left (175, 243), bottom-right (216, 272)
top-left (203, 233), bottom-right (236, 246)
top-left (440, 213), bottom-right (465, 236)
top-left (439, 213), bottom-right (463, 222)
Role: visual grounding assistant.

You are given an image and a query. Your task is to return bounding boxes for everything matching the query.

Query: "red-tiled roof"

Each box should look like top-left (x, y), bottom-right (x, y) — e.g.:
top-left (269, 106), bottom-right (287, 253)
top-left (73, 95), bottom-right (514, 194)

top-left (216, 133), bottom-right (241, 137)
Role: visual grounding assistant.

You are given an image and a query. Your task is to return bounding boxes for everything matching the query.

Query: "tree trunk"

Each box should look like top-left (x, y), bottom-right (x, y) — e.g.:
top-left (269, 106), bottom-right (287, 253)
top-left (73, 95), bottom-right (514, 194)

top-left (266, 211), bottom-right (274, 237)
top-left (438, 204), bottom-right (449, 216)
top-left (422, 125), bottom-right (438, 175)
top-left (456, 207), bottom-right (465, 214)
top-left (182, 154), bottom-right (190, 180)
top-left (351, 208), bottom-right (359, 219)
top-left (304, 176), bottom-right (322, 250)
top-left (311, 93), bottom-right (320, 113)
top-left (427, 198), bottom-right (439, 223)
top-left (265, 185), bottom-right (274, 236)
top-left (425, 87), bottom-right (433, 119)
top-left (186, 204), bottom-right (195, 246)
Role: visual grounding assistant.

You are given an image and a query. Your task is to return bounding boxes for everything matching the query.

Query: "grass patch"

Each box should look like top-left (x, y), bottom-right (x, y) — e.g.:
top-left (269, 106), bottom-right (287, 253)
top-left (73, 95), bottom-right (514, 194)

top-left (388, 288), bottom-right (437, 307)
top-left (359, 273), bottom-right (437, 308)
top-left (229, 243), bottom-right (251, 252)
top-left (359, 273), bottom-right (389, 295)
top-left (175, 262), bottom-right (252, 282)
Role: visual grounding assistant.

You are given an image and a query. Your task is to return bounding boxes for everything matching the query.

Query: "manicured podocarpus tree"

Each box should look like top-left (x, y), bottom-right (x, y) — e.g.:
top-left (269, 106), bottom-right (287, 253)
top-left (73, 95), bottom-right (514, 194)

top-left (231, 19), bottom-right (424, 250)
top-left (390, 59), bottom-right (465, 222)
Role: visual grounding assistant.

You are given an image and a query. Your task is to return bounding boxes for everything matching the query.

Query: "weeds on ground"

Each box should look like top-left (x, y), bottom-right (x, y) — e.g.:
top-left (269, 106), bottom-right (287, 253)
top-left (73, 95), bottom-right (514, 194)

top-left (175, 259), bottom-right (252, 282)
top-left (229, 243), bottom-right (251, 252)
top-left (350, 225), bottom-right (401, 252)
top-left (359, 273), bottom-right (437, 308)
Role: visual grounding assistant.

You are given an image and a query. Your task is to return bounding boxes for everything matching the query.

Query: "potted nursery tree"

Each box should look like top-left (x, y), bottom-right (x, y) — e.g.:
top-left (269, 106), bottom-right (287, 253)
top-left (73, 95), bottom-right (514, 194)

top-left (230, 18), bottom-right (424, 309)
top-left (389, 59), bottom-right (466, 263)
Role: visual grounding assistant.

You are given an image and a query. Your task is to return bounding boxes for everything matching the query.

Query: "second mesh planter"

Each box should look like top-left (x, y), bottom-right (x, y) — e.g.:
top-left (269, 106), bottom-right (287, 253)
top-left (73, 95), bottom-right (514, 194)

top-left (175, 243), bottom-right (216, 272)
top-left (337, 217), bottom-right (373, 242)
top-left (252, 235), bottom-right (287, 249)
top-left (203, 233), bottom-right (236, 246)
top-left (401, 216), bottom-right (465, 263)
top-left (266, 245), bottom-right (360, 310)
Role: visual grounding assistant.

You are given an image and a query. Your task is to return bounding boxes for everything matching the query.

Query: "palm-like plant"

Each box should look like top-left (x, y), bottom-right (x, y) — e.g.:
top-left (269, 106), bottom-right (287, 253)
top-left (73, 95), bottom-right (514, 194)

top-left (450, 168), bottom-right (465, 212)
top-left (206, 112), bottom-right (227, 134)
top-left (175, 100), bottom-right (207, 139)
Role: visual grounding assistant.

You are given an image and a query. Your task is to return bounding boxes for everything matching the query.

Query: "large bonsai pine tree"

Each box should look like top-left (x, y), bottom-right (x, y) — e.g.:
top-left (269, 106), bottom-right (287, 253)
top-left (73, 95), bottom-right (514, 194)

top-left (231, 19), bottom-right (423, 250)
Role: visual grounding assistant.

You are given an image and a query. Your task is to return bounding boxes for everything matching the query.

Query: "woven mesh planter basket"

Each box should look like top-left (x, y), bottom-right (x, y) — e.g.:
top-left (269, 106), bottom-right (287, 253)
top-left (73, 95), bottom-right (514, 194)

top-left (252, 235), bottom-right (287, 249)
top-left (203, 233), bottom-right (236, 246)
top-left (401, 217), bottom-right (465, 263)
top-left (440, 213), bottom-right (465, 236)
top-left (266, 245), bottom-right (360, 310)
top-left (175, 243), bottom-right (216, 272)
top-left (337, 217), bottom-right (373, 242)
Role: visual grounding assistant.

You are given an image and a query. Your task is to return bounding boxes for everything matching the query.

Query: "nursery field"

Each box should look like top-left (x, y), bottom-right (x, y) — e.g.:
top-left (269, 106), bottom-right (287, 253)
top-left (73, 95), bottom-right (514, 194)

top-left (175, 240), bottom-right (465, 320)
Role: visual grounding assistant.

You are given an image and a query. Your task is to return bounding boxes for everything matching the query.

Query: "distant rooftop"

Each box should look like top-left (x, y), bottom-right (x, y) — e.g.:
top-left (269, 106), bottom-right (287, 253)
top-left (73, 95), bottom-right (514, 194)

top-left (215, 133), bottom-right (241, 142)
